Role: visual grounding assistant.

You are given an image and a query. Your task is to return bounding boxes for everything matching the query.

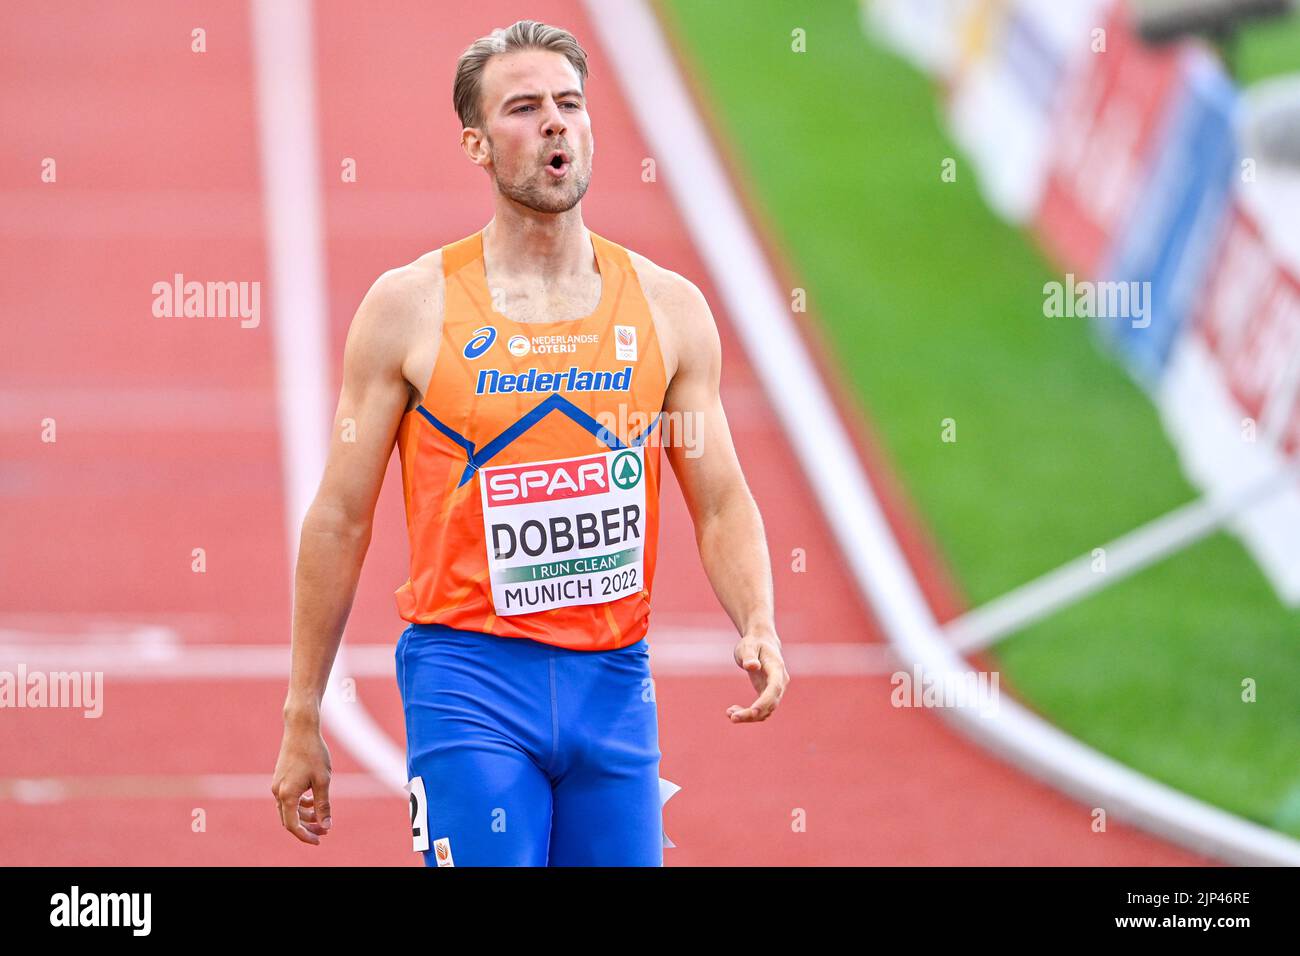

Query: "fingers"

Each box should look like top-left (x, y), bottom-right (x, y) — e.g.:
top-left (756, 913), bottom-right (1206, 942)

top-left (728, 647), bottom-right (789, 723)
top-left (728, 684), bottom-right (776, 723)
top-left (733, 636), bottom-right (762, 673)
top-left (294, 792), bottom-right (332, 837)
top-left (273, 780), bottom-right (321, 846)
top-left (311, 774), bottom-right (333, 833)
top-left (297, 794), bottom-right (329, 835)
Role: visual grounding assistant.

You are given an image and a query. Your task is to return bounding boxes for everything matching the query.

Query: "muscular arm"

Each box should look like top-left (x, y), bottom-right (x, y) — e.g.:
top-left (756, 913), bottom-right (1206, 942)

top-left (272, 268), bottom-right (423, 843)
top-left (658, 275), bottom-right (789, 723)
top-left (284, 274), bottom-right (414, 719)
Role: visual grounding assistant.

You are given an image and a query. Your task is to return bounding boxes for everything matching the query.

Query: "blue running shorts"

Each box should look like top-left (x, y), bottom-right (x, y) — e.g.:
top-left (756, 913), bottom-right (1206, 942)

top-left (395, 622), bottom-right (668, 866)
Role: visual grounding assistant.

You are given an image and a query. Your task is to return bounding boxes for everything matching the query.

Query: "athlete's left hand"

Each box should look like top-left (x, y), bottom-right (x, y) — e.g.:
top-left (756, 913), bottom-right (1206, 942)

top-left (727, 630), bottom-right (788, 723)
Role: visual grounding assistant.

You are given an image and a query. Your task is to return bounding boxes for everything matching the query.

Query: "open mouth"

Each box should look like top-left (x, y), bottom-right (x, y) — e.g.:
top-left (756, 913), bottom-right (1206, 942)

top-left (545, 151), bottom-right (571, 177)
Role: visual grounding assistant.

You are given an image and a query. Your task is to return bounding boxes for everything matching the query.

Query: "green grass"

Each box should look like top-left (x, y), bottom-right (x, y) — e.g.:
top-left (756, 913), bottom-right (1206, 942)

top-left (662, 0), bottom-right (1300, 837)
top-left (1235, 9), bottom-right (1300, 84)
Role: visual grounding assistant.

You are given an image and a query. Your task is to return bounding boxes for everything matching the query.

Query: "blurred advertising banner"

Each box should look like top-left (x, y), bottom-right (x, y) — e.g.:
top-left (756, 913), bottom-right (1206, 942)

top-left (864, 0), bottom-right (1300, 605)
top-left (1033, 1), bottom-right (1186, 277)
top-left (862, 0), bottom-right (980, 79)
top-left (1163, 187), bottom-right (1300, 603)
top-left (948, 0), bottom-right (1109, 222)
top-left (1099, 48), bottom-right (1237, 383)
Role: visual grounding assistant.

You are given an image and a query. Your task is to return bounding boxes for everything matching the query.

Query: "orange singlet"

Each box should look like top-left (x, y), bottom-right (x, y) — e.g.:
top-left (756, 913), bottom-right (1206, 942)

top-left (393, 228), bottom-right (669, 651)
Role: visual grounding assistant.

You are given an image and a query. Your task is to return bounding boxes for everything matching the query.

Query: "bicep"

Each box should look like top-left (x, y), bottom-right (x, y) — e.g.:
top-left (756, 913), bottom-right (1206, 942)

top-left (662, 283), bottom-right (747, 525)
top-left (312, 278), bottom-right (414, 527)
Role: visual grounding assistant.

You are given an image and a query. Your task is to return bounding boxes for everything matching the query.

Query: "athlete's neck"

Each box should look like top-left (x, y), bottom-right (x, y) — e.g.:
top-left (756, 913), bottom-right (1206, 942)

top-left (481, 209), bottom-right (595, 285)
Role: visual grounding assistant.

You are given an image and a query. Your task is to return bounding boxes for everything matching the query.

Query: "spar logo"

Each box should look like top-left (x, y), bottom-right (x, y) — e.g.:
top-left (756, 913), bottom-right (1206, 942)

top-left (611, 450), bottom-right (642, 490)
top-left (463, 326), bottom-right (497, 359)
top-left (485, 454), bottom-right (611, 506)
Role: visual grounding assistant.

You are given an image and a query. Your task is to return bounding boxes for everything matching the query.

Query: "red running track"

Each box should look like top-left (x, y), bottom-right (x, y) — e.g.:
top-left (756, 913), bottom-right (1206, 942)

top-left (0, 0), bottom-right (1208, 866)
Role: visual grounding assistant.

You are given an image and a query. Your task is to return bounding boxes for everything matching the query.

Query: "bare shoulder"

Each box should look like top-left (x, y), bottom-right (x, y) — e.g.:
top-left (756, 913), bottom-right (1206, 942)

top-left (625, 247), bottom-right (709, 317)
top-left (345, 250), bottom-right (444, 401)
top-left (624, 247), bottom-right (717, 383)
top-left (355, 249), bottom-right (444, 333)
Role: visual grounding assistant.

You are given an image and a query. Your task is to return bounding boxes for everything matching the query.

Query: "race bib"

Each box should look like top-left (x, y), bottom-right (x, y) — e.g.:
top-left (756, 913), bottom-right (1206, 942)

top-left (479, 447), bottom-right (646, 616)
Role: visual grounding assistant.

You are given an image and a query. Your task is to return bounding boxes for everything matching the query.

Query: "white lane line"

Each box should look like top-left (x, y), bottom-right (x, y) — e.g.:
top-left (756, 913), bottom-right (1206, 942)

top-left (0, 614), bottom-right (222, 634)
top-left (0, 643), bottom-right (373, 679)
top-left (249, 0), bottom-right (408, 794)
top-left (0, 773), bottom-right (393, 803)
top-left (946, 468), bottom-right (1299, 652)
top-left (0, 634), bottom-right (896, 678)
top-left (0, 624), bottom-right (180, 646)
top-left (0, 388), bottom-right (274, 431)
top-left (0, 189), bottom-right (262, 239)
top-left (654, 641), bottom-right (897, 675)
top-left (587, 0), bottom-right (1300, 865)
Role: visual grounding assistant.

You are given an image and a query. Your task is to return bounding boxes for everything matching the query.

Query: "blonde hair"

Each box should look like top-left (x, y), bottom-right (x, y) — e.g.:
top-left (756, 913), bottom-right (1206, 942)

top-left (453, 19), bottom-right (590, 131)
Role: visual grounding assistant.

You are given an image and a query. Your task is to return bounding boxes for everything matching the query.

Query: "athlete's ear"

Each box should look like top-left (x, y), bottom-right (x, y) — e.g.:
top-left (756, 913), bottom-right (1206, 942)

top-left (461, 128), bottom-right (491, 168)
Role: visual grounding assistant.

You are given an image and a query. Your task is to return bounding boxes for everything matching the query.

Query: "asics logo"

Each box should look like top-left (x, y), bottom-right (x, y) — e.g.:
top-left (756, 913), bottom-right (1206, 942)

top-left (464, 326), bottom-right (497, 360)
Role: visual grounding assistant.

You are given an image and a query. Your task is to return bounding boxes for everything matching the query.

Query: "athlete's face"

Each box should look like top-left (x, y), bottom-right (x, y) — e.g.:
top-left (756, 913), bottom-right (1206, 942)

top-left (468, 50), bottom-right (593, 213)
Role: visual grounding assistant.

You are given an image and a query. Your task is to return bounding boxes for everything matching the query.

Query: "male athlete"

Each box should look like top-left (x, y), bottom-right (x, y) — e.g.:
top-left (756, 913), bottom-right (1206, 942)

top-left (271, 19), bottom-right (788, 866)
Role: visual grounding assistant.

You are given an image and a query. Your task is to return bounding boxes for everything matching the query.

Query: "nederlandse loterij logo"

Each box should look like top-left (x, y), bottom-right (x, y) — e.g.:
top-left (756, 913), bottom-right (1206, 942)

top-left (611, 450), bottom-right (642, 490)
top-left (464, 326), bottom-right (497, 359)
top-left (508, 334), bottom-right (531, 357)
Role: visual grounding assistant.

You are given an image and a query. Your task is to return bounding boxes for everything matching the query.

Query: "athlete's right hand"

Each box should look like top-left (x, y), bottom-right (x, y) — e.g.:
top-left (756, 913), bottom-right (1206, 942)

top-left (271, 720), bottom-right (333, 845)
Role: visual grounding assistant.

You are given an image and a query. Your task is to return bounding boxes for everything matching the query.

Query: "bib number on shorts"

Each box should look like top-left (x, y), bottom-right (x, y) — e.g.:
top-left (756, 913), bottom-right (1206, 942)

top-left (479, 447), bottom-right (645, 616)
top-left (408, 776), bottom-right (429, 853)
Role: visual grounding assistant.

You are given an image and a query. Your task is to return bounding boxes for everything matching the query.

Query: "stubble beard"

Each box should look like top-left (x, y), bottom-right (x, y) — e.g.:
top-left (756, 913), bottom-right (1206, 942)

top-left (490, 139), bottom-right (591, 214)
